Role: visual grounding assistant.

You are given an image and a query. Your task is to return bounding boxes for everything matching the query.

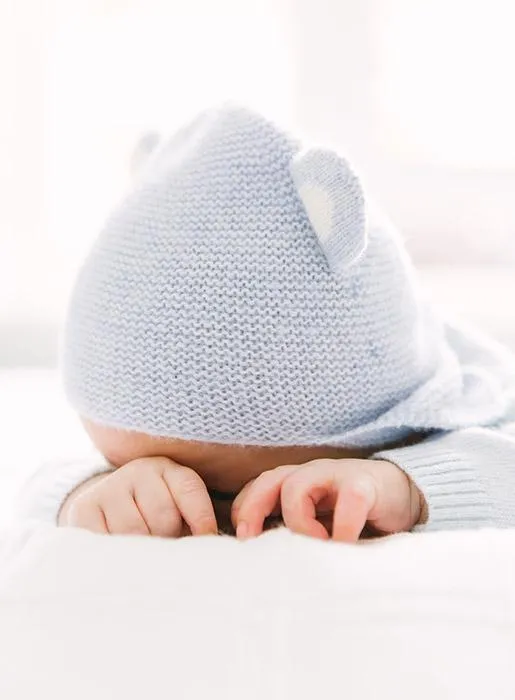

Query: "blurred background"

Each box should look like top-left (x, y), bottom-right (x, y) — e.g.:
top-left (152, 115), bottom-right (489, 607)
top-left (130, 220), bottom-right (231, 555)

top-left (1, 0), bottom-right (515, 520)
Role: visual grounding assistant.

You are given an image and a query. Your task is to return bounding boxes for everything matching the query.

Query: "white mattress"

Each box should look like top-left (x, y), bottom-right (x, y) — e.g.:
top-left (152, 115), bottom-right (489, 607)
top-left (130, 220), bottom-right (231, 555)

top-left (0, 524), bottom-right (514, 699)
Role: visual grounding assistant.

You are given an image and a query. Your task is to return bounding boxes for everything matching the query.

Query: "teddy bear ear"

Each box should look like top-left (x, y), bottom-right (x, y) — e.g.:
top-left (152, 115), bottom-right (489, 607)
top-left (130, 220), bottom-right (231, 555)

top-left (290, 148), bottom-right (367, 277)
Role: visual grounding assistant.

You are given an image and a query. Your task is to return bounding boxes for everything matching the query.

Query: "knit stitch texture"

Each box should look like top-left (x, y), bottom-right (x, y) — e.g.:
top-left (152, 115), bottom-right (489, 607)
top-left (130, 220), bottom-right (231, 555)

top-left (63, 106), bottom-right (512, 447)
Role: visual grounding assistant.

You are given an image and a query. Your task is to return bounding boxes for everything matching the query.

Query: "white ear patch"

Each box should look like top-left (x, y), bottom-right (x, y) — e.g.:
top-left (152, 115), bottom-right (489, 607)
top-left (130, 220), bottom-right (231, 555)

top-left (297, 184), bottom-right (334, 244)
top-left (290, 148), bottom-right (367, 278)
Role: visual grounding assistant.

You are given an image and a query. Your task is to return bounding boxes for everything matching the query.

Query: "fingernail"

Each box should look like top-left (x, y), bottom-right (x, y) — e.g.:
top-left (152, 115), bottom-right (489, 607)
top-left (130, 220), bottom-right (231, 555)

top-left (237, 522), bottom-right (249, 539)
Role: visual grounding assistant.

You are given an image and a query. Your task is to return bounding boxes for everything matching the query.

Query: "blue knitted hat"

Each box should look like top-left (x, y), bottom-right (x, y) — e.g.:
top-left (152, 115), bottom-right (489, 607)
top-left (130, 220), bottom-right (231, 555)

top-left (63, 106), bottom-right (502, 448)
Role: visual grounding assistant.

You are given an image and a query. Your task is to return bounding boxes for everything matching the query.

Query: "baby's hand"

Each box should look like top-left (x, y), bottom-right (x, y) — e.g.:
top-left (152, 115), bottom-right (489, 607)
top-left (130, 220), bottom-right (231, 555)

top-left (232, 459), bottom-right (423, 543)
top-left (59, 457), bottom-right (218, 537)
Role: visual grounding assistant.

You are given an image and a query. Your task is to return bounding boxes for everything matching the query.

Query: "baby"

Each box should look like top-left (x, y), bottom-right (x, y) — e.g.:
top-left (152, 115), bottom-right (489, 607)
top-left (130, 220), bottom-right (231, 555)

top-left (22, 106), bottom-right (515, 540)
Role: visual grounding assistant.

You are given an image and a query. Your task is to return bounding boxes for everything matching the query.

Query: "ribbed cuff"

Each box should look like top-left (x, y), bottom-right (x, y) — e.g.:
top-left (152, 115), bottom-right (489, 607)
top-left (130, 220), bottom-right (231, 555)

top-left (375, 435), bottom-right (493, 531)
top-left (16, 457), bottom-right (114, 526)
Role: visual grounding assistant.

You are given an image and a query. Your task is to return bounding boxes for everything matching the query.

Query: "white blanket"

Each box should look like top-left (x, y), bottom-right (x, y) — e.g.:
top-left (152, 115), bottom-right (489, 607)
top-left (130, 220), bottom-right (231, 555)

top-left (0, 525), bottom-right (514, 700)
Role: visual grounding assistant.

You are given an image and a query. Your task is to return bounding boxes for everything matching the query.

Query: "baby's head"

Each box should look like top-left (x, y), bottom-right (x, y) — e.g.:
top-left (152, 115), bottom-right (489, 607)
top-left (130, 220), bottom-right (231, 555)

top-left (63, 106), bottom-right (441, 487)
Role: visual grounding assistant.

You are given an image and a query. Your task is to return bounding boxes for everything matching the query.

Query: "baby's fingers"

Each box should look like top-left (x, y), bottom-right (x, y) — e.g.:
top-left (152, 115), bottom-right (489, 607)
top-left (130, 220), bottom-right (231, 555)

top-left (66, 498), bottom-right (108, 534)
top-left (332, 479), bottom-right (375, 543)
top-left (233, 466), bottom-right (299, 539)
top-left (133, 471), bottom-right (183, 537)
top-left (162, 465), bottom-right (217, 536)
top-left (280, 475), bottom-right (330, 541)
top-left (103, 494), bottom-right (150, 536)
top-left (280, 465), bottom-right (377, 542)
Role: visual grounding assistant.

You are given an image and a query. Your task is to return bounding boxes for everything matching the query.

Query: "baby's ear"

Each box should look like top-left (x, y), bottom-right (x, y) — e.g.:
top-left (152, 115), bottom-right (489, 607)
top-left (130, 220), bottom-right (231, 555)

top-left (290, 148), bottom-right (366, 277)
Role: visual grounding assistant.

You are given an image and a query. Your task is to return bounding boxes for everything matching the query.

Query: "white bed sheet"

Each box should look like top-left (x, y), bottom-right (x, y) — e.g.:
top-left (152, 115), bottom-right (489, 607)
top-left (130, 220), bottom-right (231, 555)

top-left (0, 524), bottom-right (514, 699)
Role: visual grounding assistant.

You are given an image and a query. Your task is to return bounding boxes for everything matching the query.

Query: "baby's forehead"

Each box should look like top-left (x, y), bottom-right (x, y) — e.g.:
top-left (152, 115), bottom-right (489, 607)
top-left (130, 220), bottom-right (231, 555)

top-left (82, 419), bottom-right (364, 494)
